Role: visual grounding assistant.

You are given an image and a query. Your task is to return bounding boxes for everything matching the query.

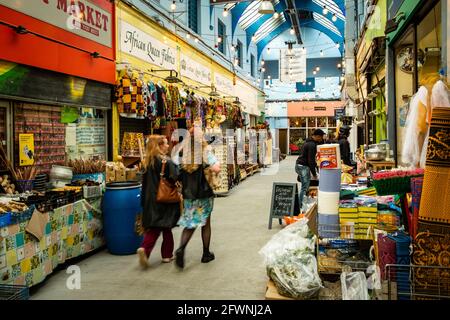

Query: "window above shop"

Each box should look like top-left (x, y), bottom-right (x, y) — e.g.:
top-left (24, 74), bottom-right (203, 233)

top-left (218, 19), bottom-right (226, 55)
top-left (188, 0), bottom-right (200, 34)
top-left (250, 54), bottom-right (256, 77)
top-left (236, 40), bottom-right (243, 68)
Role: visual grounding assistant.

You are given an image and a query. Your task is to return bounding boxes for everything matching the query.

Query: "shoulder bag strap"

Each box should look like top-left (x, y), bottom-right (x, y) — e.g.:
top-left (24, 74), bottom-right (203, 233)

top-left (160, 159), bottom-right (167, 177)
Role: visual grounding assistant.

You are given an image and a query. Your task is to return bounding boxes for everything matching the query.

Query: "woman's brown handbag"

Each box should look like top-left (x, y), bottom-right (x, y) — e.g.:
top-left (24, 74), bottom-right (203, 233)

top-left (156, 159), bottom-right (182, 203)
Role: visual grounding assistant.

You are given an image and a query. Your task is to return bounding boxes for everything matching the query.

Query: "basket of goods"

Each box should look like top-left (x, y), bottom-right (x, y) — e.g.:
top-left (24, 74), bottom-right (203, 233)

top-left (16, 166), bottom-right (38, 193)
top-left (68, 159), bottom-right (106, 186)
top-left (0, 174), bottom-right (18, 195)
top-left (372, 168), bottom-right (424, 196)
top-left (0, 201), bottom-right (34, 225)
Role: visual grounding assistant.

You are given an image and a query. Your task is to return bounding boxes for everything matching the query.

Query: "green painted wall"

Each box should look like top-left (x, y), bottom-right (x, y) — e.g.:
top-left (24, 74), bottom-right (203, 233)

top-left (386, 0), bottom-right (424, 45)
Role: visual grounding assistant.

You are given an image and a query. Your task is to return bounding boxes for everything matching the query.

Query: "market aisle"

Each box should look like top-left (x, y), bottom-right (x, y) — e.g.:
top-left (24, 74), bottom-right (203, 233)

top-left (31, 157), bottom-right (298, 300)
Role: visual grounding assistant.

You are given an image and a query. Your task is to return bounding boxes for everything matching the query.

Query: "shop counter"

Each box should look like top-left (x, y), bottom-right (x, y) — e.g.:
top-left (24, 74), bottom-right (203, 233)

top-left (0, 198), bottom-right (104, 287)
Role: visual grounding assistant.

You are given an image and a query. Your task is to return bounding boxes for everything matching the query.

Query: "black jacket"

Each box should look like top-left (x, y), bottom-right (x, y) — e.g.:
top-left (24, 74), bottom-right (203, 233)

top-left (296, 138), bottom-right (318, 176)
top-left (338, 137), bottom-right (352, 166)
top-left (179, 165), bottom-right (214, 200)
top-left (140, 157), bottom-right (181, 229)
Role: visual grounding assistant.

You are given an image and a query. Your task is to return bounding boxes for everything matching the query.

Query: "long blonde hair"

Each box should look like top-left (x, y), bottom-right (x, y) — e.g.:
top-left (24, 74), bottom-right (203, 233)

top-left (144, 135), bottom-right (167, 169)
top-left (181, 134), bottom-right (209, 173)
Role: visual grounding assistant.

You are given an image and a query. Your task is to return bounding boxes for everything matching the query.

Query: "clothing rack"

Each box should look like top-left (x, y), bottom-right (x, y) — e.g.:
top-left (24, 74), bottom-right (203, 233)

top-left (116, 62), bottom-right (218, 99)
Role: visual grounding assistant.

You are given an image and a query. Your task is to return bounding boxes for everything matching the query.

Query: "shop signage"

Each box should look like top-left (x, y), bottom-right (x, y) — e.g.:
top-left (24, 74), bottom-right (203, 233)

top-left (119, 20), bottom-right (178, 70)
top-left (335, 108), bottom-right (346, 119)
top-left (180, 54), bottom-right (212, 86)
top-left (0, 0), bottom-right (112, 47)
top-left (19, 134), bottom-right (35, 166)
top-left (280, 48), bottom-right (306, 84)
top-left (268, 183), bottom-right (299, 229)
top-left (235, 79), bottom-right (258, 115)
top-left (214, 73), bottom-right (234, 96)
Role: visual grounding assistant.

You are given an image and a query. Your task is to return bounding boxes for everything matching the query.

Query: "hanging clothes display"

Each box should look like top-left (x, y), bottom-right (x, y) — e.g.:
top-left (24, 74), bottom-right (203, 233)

top-left (115, 73), bottom-right (144, 116)
top-left (401, 86), bottom-right (428, 167)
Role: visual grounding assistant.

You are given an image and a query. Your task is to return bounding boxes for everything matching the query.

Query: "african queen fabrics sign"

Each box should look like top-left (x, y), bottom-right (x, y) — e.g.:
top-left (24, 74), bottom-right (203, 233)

top-left (119, 20), bottom-right (178, 70)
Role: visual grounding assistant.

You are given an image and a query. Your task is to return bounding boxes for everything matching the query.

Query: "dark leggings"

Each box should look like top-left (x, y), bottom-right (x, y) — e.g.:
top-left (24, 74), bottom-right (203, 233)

top-left (178, 216), bottom-right (212, 254)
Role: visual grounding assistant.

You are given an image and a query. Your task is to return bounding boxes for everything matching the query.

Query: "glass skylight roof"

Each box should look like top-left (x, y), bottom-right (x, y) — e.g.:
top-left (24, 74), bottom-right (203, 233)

top-left (312, 12), bottom-right (342, 37)
top-left (238, 0), bottom-right (280, 30)
top-left (312, 0), bottom-right (345, 21)
top-left (253, 13), bottom-right (286, 43)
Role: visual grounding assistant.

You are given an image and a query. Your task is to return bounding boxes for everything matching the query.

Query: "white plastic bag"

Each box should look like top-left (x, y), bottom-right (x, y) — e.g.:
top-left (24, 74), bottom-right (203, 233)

top-left (260, 219), bottom-right (322, 299)
top-left (259, 218), bottom-right (315, 265)
top-left (341, 271), bottom-right (370, 300)
top-left (268, 251), bottom-right (323, 300)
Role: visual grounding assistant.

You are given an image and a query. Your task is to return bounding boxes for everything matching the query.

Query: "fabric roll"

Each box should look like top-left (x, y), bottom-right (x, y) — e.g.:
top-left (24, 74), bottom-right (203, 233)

top-left (317, 144), bottom-right (342, 169)
top-left (419, 107), bottom-right (450, 224)
top-left (318, 169), bottom-right (342, 193)
top-left (410, 177), bottom-right (424, 239)
top-left (318, 190), bottom-right (340, 215)
top-left (318, 213), bottom-right (340, 238)
top-left (413, 221), bottom-right (450, 299)
top-left (377, 234), bottom-right (397, 281)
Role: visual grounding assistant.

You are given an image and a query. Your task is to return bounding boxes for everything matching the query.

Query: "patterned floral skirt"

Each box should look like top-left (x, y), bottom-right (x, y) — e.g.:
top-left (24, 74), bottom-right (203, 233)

top-left (178, 197), bottom-right (214, 229)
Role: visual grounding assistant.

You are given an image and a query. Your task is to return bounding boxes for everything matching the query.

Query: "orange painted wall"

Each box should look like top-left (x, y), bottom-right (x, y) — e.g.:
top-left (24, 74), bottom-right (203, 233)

top-left (287, 101), bottom-right (346, 117)
top-left (0, 1), bottom-right (115, 84)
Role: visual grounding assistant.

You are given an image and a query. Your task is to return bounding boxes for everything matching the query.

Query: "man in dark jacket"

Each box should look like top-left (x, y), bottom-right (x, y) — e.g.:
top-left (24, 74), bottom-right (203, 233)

top-left (295, 129), bottom-right (325, 209)
top-left (338, 126), bottom-right (352, 166)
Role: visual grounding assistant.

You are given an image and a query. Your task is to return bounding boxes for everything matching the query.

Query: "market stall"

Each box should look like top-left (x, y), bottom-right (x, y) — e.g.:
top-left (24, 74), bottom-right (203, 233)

top-left (0, 155), bottom-right (106, 287)
top-left (262, 80), bottom-right (450, 300)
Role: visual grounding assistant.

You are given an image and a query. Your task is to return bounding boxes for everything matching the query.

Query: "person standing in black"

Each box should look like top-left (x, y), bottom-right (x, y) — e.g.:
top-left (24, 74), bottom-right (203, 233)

top-left (338, 126), bottom-right (352, 166)
top-left (295, 129), bottom-right (325, 209)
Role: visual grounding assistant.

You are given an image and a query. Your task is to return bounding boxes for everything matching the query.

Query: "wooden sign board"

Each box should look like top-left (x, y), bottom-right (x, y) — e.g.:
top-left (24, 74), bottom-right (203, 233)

top-left (268, 183), bottom-right (299, 229)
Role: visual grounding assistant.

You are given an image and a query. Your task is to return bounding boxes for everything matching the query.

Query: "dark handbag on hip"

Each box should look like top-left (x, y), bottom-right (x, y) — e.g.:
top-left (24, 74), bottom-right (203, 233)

top-left (156, 159), bottom-right (182, 203)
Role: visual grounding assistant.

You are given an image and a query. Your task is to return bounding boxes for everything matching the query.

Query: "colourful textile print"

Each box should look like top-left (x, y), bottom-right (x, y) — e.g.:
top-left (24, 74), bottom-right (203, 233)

top-left (419, 107), bottom-right (450, 224)
top-left (410, 177), bottom-right (424, 239)
top-left (0, 199), bottom-right (104, 287)
top-left (178, 198), bottom-right (214, 229)
top-left (115, 75), bottom-right (143, 114)
top-left (413, 221), bottom-right (450, 299)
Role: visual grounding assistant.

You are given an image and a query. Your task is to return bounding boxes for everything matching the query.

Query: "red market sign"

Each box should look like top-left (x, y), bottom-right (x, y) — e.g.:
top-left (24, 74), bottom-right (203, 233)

top-left (0, 0), bottom-right (112, 47)
top-left (0, 0), bottom-right (115, 84)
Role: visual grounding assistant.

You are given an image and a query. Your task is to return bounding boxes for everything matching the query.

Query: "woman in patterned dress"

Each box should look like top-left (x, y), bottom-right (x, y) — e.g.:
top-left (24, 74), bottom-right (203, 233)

top-left (175, 129), bottom-right (221, 269)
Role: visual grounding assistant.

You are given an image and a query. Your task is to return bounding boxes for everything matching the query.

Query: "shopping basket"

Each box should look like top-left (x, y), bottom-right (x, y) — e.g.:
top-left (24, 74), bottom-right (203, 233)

top-left (0, 285), bottom-right (29, 300)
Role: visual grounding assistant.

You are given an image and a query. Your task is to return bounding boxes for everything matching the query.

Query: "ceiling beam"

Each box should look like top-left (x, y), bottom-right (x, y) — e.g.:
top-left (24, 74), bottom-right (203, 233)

top-left (284, 0), bottom-right (303, 44)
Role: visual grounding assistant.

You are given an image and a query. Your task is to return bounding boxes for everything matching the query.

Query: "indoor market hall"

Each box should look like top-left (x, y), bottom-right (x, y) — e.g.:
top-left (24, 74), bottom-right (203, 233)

top-left (0, 0), bottom-right (449, 304)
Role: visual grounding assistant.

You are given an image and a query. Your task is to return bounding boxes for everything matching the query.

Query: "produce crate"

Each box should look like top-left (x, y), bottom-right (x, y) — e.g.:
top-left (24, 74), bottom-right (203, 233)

top-left (83, 185), bottom-right (102, 199)
top-left (0, 212), bottom-right (11, 227)
top-left (0, 285), bottom-right (29, 300)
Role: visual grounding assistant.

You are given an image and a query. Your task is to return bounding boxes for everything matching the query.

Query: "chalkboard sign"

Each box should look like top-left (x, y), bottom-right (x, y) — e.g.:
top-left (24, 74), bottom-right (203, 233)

top-left (268, 183), bottom-right (299, 229)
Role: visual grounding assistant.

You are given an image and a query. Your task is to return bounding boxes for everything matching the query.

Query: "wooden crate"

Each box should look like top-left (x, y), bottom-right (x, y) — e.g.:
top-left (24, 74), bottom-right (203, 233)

top-left (265, 280), bottom-right (294, 300)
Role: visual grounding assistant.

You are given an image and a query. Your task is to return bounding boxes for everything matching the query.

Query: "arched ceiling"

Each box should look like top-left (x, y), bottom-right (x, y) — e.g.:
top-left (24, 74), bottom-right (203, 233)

top-left (226, 0), bottom-right (345, 59)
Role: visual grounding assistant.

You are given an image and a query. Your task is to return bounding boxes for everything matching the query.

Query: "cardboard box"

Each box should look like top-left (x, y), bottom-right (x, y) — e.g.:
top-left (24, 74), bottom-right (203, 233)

top-left (115, 168), bottom-right (126, 182)
top-left (126, 168), bottom-right (138, 181)
top-left (265, 280), bottom-right (294, 300)
top-left (106, 165), bottom-right (116, 183)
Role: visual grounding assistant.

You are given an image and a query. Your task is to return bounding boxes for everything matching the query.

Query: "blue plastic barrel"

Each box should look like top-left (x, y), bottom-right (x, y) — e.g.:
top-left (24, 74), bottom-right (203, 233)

top-left (102, 182), bottom-right (143, 255)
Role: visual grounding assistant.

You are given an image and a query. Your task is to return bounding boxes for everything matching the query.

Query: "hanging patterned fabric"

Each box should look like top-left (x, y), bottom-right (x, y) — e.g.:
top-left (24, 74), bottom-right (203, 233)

top-left (115, 74), bottom-right (144, 115)
top-left (148, 81), bottom-right (157, 119)
top-left (142, 79), bottom-right (150, 118)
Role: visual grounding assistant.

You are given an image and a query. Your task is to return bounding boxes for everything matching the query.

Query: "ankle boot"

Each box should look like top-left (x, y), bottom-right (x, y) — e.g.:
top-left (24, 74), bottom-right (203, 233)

top-left (201, 251), bottom-right (215, 263)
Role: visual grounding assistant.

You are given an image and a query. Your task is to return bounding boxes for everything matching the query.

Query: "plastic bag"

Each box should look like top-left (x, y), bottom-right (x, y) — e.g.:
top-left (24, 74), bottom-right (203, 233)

top-left (341, 271), bottom-right (370, 300)
top-left (259, 218), bottom-right (315, 266)
top-left (260, 219), bottom-right (322, 299)
top-left (268, 251), bottom-right (323, 300)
